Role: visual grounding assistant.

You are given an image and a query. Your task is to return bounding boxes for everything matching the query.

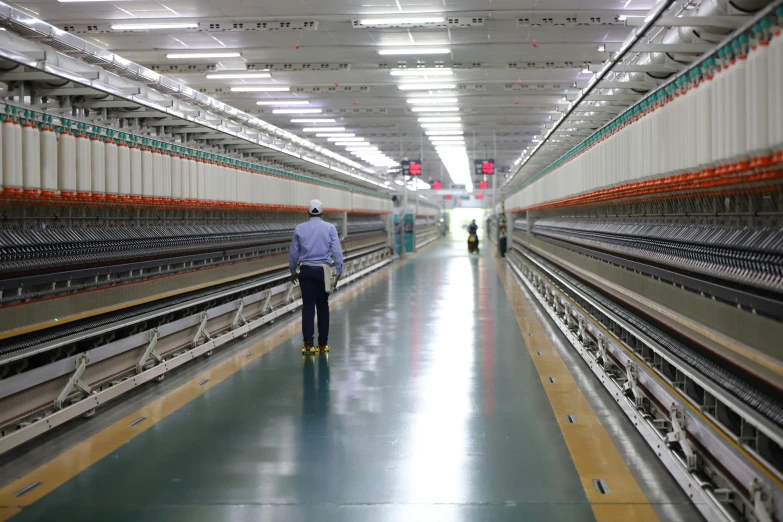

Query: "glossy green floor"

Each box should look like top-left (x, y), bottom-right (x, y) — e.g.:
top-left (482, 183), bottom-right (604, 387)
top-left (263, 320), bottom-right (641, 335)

top-left (12, 241), bottom-right (596, 522)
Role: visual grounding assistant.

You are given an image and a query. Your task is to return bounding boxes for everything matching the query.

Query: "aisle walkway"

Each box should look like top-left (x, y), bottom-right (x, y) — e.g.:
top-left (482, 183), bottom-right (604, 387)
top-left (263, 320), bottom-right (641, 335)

top-left (7, 241), bottom-right (667, 521)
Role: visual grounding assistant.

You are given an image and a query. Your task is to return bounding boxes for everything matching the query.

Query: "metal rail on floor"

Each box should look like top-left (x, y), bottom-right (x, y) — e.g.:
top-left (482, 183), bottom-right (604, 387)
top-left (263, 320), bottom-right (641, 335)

top-left (0, 246), bottom-right (394, 455)
top-left (506, 242), bottom-right (782, 522)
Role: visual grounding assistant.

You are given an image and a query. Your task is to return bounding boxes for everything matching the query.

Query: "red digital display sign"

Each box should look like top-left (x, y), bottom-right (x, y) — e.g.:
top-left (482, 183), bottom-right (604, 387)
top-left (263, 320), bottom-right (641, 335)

top-left (432, 181), bottom-right (441, 189)
top-left (445, 194), bottom-right (452, 200)
top-left (478, 181), bottom-right (488, 190)
top-left (473, 159), bottom-right (495, 176)
top-left (476, 193), bottom-right (485, 200)
top-left (401, 160), bottom-right (422, 176)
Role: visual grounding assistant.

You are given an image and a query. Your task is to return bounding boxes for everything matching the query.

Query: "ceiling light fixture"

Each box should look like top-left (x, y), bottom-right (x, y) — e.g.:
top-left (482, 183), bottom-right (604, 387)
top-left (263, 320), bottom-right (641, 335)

top-left (112, 22), bottom-right (199, 30)
top-left (390, 68), bottom-right (453, 76)
top-left (597, 45), bottom-right (606, 52)
top-left (398, 83), bottom-right (456, 91)
top-left (328, 137), bottom-right (364, 142)
top-left (231, 86), bottom-right (289, 92)
top-left (167, 52), bottom-right (241, 59)
top-left (272, 108), bottom-right (322, 114)
top-left (420, 123), bottom-right (462, 129)
top-left (256, 100), bottom-right (310, 105)
top-left (303, 127), bottom-right (345, 132)
top-left (581, 68), bottom-right (593, 74)
top-left (360, 17), bottom-right (444, 25)
top-left (407, 97), bottom-right (458, 104)
top-left (316, 133), bottom-right (355, 137)
top-left (206, 72), bottom-right (271, 79)
top-left (379, 48), bottom-right (450, 56)
top-left (411, 107), bottom-right (459, 112)
top-left (425, 130), bottom-right (464, 136)
top-left (418, 116), bottom-right (461, 123)
top-left (290, 118), bottom-right (336, 123)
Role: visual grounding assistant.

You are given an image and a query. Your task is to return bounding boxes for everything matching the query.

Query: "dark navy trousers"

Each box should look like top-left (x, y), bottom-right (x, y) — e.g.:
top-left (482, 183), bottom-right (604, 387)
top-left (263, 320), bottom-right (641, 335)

top-left (299, 265), bottom-right (330, 346)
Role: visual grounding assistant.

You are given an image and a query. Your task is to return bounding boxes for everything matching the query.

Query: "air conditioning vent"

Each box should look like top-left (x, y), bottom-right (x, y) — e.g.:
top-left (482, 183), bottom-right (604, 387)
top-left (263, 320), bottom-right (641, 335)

top-left (516, 13), bottom-right (621, 27)
top-left (248, 63), bottom-right (350, 71)
top-left (447, 17), bottom-right (484, 27)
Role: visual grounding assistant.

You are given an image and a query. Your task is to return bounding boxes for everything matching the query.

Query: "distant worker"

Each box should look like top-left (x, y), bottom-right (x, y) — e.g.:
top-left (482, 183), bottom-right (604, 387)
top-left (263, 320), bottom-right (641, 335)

top-left (289, 199), bottom-right (344, 355)
top-left (467, 219), bottom-right (480, 254)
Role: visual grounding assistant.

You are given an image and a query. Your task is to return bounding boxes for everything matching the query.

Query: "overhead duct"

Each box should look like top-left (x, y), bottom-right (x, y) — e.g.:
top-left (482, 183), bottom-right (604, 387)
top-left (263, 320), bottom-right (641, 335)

top-left (618, 0), bottom-right (771, 92)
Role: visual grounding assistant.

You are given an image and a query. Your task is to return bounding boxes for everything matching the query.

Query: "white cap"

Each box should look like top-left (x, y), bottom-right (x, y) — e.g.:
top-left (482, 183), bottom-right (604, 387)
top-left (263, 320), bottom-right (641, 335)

top-left (308, 199), bottom-right (324, 215)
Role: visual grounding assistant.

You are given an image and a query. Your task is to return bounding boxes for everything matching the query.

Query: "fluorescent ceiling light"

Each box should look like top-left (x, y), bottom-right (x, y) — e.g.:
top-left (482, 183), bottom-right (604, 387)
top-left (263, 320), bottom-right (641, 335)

top-left (398, 83), bottom-right (456, 91)
top-left (411, 107), bottom-right (459, 112)
top-left (418, 116), bottom-right (461, 123)
top-left (353, 151), bottom-right (384, 156)
top-left (360, 17), bottom-right (444, 25)
top-left (407, 97), bottom-right (458, 104)
top-left (112, 22), bottom-right (198, 30)
top-left (390, 68), bottom-right (453, 76)
top-left (617, 15), bottom-right (627, 21)
top-left (328, 137), bottom-right (364, 142)
top-left (346, 147), bottom-right (379, 151)
top-left (167, 52), bottom-right (241, 59)
top-left (317, 133), bottom-right (355, 137)
top-left (430, 139), bottom-right (465, 143)
top-left (425, 130), bottom-right (464, 136)
top-left (272, 108), bottom-right (321, 114)
top-left (290, 118), bottom-right (335, 123)
top-left (206, 72), bottom-right (271, 79)
top-left (232, 87), bottom-right (290, 93)
top-left (420, 123), bottom-right (462, 129)
top-left (597, 45), bottom-right (606, 52)
top-left (379, 48), bottom-right (450, 56)
top-left (256, 100), bottom-right (309, 105)
top-left (581, 68), bottom-right (593, 74)
top-left (394, 180), bottom-right (405, 186)
top-left (304, 127), bottom-right (344, 132)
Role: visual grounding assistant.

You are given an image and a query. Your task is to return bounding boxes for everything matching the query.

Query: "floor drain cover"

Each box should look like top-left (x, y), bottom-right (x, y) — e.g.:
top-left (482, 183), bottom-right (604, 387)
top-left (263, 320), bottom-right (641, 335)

top-left (592, 479), bottom-right (610, 494)
top-left (13, 482), bottom-right (41, 497)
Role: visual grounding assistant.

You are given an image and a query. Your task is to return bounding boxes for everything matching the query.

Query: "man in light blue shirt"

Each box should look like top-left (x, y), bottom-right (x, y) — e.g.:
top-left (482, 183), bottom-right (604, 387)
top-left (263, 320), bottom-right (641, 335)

top-left (289, 199), bottom-right (344, 354)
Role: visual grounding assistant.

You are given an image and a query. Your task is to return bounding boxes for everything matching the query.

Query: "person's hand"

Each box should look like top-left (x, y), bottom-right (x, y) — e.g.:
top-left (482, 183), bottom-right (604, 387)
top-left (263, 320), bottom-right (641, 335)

top-left (332, 274), bottom-right (340, 289)
top-left (290, 274), bottom-right (298, 285)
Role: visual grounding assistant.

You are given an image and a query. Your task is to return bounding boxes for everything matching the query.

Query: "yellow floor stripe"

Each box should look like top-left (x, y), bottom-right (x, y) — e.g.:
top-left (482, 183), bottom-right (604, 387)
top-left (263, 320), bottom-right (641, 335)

top-left (0, 245), bottom-right (432, 521)
top-left (494, 253), bottom-right (660, 522)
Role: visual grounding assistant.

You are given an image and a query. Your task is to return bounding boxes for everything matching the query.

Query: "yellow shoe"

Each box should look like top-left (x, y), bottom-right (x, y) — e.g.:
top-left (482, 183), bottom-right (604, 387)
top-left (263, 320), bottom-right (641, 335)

top-left (302, 345), bottom-right (316, 354)
top-left (318, 345), bottom-right (330, 353)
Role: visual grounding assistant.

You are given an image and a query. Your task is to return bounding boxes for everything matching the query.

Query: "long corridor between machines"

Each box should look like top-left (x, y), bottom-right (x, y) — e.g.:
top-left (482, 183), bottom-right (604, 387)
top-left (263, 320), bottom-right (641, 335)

top-left (0, 241), bottom-right (698, 522)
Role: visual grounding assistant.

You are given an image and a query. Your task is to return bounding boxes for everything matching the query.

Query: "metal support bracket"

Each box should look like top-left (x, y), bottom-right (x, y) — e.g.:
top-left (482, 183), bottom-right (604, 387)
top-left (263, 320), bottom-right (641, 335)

top-left (136, 329), bottom-right (162, 374)
top-left (623, 362), bottom-right (644, 408)
top-left (577, 318), bottom-right (586, 342)
top-left (598, 337), bottom-right (611, 370)
top-left (750, 480), bottom-right (774, 522)
top-left (665, 405), bottom-right (697, 471)
top-left (263, 289), bottom-right (275, 314)
top-left (192, 312), bottom-right (212, 347)
top-left (286, 282), bottom-right (296, 304)
top-left (232, 300), bottom-right (248, 329)
top-left (54, 354), bottom-right (92, 410)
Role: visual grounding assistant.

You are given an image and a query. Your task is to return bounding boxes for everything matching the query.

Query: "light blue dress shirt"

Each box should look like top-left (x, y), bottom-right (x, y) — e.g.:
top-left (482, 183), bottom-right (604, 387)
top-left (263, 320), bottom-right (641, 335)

top-left (289, 217), bottom-right (344, 276)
